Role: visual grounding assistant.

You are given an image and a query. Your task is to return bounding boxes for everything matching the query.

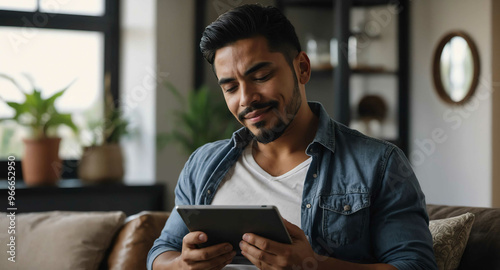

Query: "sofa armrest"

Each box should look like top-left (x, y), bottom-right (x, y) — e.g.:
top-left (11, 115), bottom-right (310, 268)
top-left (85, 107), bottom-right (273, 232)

top-left (107, 211), bottom-right (170, 270)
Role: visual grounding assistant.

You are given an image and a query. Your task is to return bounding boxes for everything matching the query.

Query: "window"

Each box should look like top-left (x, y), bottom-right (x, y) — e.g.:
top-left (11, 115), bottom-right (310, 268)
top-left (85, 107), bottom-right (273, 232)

top-left (0, 0), bottom-right (119, 179)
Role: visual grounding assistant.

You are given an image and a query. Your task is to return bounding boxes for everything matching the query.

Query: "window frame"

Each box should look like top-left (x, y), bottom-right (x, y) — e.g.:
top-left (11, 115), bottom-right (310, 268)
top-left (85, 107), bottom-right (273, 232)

top-left (0, 0), bottom-right (120, 180)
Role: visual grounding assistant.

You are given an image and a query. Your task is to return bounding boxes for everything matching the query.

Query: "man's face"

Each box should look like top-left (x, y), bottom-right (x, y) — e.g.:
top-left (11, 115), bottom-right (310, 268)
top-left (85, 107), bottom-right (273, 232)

top-left (214, 36), bottom-right (302, 144)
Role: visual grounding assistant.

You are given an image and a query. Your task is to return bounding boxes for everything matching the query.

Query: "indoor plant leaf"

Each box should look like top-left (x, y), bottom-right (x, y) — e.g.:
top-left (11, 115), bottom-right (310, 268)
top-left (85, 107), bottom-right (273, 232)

top-left (0, 73), bottom-right (78, 140)
top-left (43, 112), bottom-right (78, 136)
top-left (42, 81), bottom-right (74, 114)
top-left (5, 101), bottom-right (30, 121)
top-left (157, 82), bottom-right (239, 155)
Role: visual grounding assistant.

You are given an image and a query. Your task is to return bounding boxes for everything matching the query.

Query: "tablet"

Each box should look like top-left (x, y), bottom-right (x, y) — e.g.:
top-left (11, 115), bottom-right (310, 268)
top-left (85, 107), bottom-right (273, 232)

top-left (176, 205), bottom-right (292, 252)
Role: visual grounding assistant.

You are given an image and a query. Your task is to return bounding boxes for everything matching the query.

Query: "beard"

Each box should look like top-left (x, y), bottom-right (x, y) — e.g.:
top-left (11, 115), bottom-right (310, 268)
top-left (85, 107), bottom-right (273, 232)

top-left (238, 78), bottom-right (302, 144)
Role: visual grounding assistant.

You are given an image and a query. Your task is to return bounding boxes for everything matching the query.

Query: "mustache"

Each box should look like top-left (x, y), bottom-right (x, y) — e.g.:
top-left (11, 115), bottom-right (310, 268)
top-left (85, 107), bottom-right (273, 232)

top-left (238, 100), bottom-right (279, 121)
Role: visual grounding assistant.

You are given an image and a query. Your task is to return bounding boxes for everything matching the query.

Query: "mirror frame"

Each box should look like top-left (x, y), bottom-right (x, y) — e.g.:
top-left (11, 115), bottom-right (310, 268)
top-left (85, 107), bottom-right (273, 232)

top-left (432, 31), bottom-right (480, 105)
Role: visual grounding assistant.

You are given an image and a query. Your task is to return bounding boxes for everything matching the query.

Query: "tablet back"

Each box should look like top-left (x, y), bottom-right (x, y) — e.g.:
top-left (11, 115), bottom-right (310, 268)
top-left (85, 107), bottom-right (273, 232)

top-left (176, 205), bottom-right (292, 251)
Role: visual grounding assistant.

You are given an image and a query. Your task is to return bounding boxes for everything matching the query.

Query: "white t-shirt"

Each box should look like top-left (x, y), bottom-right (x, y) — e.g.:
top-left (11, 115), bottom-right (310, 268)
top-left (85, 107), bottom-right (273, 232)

top-left (211, 144), bottom-right (311, 269)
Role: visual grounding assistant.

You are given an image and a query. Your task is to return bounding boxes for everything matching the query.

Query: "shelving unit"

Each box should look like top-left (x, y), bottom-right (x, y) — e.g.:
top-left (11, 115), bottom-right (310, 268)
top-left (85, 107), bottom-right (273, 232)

top-left (275, 0), bottom-right (409, 154)
top-left (311, 65), bottom-right (397, 75)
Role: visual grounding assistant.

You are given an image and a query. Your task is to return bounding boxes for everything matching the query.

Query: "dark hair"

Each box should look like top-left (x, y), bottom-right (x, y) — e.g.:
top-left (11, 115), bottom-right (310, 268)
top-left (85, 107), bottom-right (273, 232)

top-left (200, 4), bottom-right (301, 66)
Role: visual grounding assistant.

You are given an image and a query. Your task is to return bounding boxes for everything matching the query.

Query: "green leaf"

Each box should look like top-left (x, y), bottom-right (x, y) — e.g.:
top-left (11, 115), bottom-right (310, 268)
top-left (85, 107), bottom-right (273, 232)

top-left (0, 74), bottom-right (78, 139)
top-left (44, 113), bottom-right (77, 136)
top-left (5, 101), bottom-right (29, 121)
top-left (43, 88), bottom-right (66, 114)
top-left (157, 82), bottom-right (238, 155)
top-left (24, 90), bottom-right (44, 117)
top-left (102, 108), bottom-right (129, 143)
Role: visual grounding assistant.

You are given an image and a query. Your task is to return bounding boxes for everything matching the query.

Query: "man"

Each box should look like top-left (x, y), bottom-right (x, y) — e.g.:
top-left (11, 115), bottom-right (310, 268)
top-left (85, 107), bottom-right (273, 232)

top-left (148, 4), bottom-right (437, 270)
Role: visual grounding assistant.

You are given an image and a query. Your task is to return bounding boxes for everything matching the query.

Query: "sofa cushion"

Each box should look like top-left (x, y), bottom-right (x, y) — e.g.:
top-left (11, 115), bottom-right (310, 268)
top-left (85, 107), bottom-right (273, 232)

top-left (0, 211), bottom-right (125, 270)
top-left (427, 204), bottom-right (500, 270)
top-left (429, 213), bottom-right (474, 270)
top-left (107, 211), bottom-right (170, 270)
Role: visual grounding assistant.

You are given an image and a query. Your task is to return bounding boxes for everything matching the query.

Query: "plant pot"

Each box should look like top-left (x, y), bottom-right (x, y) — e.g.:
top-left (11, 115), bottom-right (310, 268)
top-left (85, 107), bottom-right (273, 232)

top-left (22, 137), bottom-right (62, 186)
top-left (78, 144), bottom-right (124, 183)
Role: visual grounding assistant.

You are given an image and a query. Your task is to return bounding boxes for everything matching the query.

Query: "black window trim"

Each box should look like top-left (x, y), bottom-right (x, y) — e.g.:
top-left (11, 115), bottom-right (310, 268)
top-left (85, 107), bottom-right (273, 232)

top-left (0, 0), bottom-right (120, 180)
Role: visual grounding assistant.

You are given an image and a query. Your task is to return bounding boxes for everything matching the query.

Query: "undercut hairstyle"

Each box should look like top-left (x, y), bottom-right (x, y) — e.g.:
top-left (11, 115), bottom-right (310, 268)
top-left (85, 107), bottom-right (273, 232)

top-left (200, 4), bottom-right (301, 67)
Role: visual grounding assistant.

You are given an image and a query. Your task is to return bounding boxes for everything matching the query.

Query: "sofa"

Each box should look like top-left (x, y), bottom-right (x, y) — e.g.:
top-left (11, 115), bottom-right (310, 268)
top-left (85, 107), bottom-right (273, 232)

top-left (426, 204), bottom-right (500, 269)
top-left (1, 204), bottom-right (499, 270)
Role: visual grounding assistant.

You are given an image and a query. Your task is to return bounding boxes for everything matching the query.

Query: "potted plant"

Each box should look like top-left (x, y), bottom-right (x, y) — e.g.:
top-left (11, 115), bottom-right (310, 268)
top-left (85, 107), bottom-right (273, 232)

top-left (78, 89), bottom-right (129, 183)
top-left (156, 82), bottom-right (238, 155)
top-left (0, 74), bottom-right (77, 186)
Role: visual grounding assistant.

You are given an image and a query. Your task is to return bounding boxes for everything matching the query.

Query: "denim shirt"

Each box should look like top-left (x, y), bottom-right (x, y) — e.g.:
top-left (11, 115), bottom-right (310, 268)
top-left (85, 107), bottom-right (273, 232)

top-left (147, 102), bottom-right (438, 270)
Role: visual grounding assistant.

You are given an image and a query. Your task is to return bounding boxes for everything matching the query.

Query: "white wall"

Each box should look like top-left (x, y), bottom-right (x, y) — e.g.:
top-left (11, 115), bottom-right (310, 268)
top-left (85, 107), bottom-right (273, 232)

top-left (120, 0), bottom-right (157, 185)
top-left (155, 0), bottom-right (196, 210)
top-left (410, 0), bottom-right (493, 207)
top-left (120, 0), bottom-right (196, 209)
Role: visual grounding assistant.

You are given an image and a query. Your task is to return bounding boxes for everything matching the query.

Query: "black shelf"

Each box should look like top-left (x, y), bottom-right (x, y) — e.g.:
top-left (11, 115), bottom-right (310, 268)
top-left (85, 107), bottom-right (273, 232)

top-left (278, 0), bottom-right (409, 154)
top-left (0, 179), bottom-right (165, 216)
top-left (311, 65), bottom-right (397, 75)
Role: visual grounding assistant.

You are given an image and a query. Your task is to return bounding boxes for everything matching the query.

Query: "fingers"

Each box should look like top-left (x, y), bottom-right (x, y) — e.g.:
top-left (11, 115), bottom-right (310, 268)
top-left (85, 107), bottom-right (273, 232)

top-left (241, 241), bottom-right (286, 269)
top-left (209, 251), bottom-right (237, 270)
top-left (281, 218), bottom-right (305, 240)
top-left (242, 252), bottom-right (274, 270)
top-left (240, 239), bottom-right (278, 264)
top-left (240, 232), bottom-right (296, 268)
top-left (190, 250), bottom-right (236, 270)
top-left (182, 231), bottom-right (208, 249)
top-left (242, 233), bottom-right (283, 254)
top-left (181, 232), bottom-right (236, 269)
top-left (186, 242), bottom-right (233, 261)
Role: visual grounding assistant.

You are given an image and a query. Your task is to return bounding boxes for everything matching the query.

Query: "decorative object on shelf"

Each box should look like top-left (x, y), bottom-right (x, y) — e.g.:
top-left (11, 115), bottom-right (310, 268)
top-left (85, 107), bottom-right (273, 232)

top-left (306, 34), bottom-right (331, 70)
top-left (306, 34), bottom-right (318, 65)
top-left (156, 82), bottom-right (238, 156)
top-left (432, 31), bottom-right (480, 105)
top-left (348, 35), bottom-right (358, 68)
top-left (78, 78), bottom-right (129, 183)
top-left (0, 74), bottom-right (77, 186)
top-left (78, 143), bottom-right (125, 183)
top-left (329, 38), bottom-right (338, 67)
top-left (350, 95), bottom-right (388, 138)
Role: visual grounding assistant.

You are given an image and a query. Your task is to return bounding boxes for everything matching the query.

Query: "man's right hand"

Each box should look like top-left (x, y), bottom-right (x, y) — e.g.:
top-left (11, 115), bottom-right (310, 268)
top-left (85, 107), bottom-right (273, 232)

top-left (153, 231), bottom-right (236, 270)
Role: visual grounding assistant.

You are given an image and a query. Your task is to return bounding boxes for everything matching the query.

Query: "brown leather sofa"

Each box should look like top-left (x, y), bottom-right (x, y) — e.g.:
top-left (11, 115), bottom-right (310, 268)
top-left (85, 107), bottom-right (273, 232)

top-left (102, 205), bottom-right (500, 270)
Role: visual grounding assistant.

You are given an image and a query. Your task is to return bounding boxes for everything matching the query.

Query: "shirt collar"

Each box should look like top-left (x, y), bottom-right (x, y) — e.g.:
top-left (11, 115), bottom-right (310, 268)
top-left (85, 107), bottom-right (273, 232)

top-left (231, 101), bottom-right (336, 154)
top-left (307, 101), bottom-right (336, 154)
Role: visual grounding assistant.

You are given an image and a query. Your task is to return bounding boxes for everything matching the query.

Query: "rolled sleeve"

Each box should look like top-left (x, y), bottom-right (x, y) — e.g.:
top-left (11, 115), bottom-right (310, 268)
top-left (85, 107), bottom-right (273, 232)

top-left (147, 155), bottom-right (196, 270)
top-left (371, 147), bottom-right (438, 270)
top-left (146, 208), bottom-right (187, 270)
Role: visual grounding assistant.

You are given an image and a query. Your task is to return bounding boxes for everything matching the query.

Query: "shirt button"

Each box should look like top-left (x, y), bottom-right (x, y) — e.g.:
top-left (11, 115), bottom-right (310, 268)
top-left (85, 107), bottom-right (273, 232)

top-left (306, 203), bottom-right (312, 209)
top-left (207, 189), bottom-right (211, 194)
top-left (344, 205), bottom-right (351, 211)
top-left (312, 173), bottom-right (318, 178)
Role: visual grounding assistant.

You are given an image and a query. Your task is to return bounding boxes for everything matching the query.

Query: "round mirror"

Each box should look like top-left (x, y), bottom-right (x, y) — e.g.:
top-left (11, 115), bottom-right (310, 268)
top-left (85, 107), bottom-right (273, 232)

top-left (432, 31), bottom-right (480, 104)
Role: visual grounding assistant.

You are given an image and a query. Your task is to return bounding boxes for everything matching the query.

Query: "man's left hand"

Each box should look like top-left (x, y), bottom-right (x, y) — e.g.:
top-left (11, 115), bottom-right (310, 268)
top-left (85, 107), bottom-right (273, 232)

top-left (239, 218), bottom-right (320, 269)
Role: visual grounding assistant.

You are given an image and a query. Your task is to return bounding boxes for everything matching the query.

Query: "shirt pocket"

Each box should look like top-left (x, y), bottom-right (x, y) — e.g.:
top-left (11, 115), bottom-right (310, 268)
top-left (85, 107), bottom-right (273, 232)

top-left (319, 192), bottom-right (370, 247)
